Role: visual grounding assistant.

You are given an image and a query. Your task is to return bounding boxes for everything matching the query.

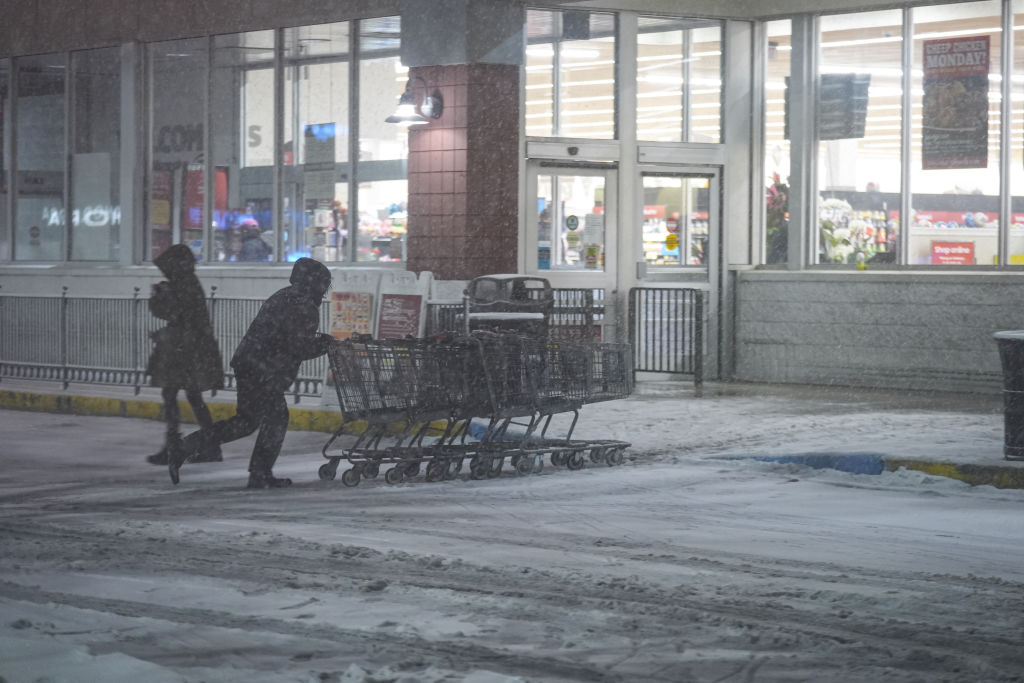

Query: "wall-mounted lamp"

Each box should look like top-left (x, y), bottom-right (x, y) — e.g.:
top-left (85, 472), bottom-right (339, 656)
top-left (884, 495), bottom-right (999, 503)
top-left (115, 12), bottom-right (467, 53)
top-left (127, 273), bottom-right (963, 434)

top-left (385, 76), bottom-right (443, 126)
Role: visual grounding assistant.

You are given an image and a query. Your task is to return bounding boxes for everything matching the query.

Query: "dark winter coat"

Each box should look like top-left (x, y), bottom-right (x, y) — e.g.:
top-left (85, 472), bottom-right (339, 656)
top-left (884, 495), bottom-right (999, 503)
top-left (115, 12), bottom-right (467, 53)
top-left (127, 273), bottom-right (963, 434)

top-left (147, 244), bottom-right (224, 391)
top-left (230, 258), bottom-right (333, 392)
top-left (237, 234), bottom-right (272, 262)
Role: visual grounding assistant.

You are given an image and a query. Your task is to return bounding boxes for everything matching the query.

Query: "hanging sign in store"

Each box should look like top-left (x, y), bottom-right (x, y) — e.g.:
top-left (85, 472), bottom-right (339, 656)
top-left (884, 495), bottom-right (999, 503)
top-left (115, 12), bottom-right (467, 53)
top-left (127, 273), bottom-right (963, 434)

top-left (817, 73), bottom-right (870, 140)
top-left (921, 35), bottom-right (990, 170)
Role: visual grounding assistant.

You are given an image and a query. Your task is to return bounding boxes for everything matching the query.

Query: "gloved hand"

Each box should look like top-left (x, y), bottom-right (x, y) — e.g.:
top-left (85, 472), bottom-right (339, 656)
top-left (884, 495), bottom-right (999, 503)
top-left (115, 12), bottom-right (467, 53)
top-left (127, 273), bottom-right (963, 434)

top-left (316, 332), bottom-right (334, 354)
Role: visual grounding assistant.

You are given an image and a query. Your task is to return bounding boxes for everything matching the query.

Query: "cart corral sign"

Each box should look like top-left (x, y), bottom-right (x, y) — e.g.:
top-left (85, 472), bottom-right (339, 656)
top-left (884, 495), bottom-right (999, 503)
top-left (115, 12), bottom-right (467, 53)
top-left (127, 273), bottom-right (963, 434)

top-left (377, 293), bottom-right (423, 339)
top-left (328, 292), bottom-right (373, 340)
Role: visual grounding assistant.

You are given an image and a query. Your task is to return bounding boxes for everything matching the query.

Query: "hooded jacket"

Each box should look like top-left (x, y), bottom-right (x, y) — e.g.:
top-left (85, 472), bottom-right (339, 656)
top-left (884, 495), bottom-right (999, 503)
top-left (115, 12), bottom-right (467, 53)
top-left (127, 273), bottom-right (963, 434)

top-left (147, 244), bottom-right (224, 390)
top-left (230, 258), bottom-right (332, 391)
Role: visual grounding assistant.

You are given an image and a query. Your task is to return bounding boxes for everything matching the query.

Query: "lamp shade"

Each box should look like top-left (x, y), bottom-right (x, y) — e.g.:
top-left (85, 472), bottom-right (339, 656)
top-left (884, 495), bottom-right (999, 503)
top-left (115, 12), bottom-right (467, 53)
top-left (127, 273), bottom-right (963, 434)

top-left (385, 88), bottom-right (428, 125)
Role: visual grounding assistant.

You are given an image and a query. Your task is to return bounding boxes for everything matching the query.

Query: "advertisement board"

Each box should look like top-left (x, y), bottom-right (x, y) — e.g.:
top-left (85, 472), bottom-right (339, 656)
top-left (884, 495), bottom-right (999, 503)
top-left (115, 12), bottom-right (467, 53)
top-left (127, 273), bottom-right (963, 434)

top-left (922, 36), bottom-right (990, 170)
top-left (931, 241), bottom-right (975, 265)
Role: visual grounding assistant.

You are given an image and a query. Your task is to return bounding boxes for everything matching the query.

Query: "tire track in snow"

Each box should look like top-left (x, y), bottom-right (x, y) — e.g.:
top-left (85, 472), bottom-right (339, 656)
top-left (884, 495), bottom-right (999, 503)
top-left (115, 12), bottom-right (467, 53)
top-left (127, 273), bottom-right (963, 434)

top-left (2, 519), bottom-right (1023, 681)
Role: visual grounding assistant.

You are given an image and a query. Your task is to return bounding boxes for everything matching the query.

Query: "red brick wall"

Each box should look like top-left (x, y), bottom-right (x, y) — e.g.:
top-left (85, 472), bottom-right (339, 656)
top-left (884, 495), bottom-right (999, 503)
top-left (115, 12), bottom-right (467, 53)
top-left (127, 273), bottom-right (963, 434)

top-left (405, 63), bottom-right (519, 280)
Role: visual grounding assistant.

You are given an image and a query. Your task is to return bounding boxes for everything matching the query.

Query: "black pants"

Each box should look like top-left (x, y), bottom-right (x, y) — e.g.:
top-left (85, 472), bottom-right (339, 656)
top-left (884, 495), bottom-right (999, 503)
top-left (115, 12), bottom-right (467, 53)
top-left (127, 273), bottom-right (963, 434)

top-left (206, 373), bottom-right (290, 475)
top-left (163, 387), bottom-right (214, 441)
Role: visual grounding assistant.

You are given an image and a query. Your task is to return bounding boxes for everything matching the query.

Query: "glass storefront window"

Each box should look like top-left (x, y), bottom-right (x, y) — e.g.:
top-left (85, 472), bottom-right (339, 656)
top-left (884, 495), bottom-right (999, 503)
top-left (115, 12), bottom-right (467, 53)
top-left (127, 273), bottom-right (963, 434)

top-left (526, 10), bottom-right (617, 139)
top-left (910, 1), bottom-right (1001, 266)
top-left (1013, 0), bottom-right (1024, 253)
top-left (15, 53), bottom-right (65, 262)
top-left (816, 10), bottom-right (903, 266)
top-left (358, 16), bottom-right (407, 263)
top-left (0, 58), bottom-right (9, 261)
top-left (358, 180), bottom-right (407, 262)
top-left (764, 20), bottom-right (792, 265)
top-left (637, 17), bottom-right (722, 143)
top-left (211, 30), bottom-right (275, 262)
top-left (641, 174), bottom-right (709, 269)
top-left (147, 38), bottom-right (208, 261)
top-left (284, 22), bottom-right (350, 263)
top-left (70, 47), bottom-right (121, 261)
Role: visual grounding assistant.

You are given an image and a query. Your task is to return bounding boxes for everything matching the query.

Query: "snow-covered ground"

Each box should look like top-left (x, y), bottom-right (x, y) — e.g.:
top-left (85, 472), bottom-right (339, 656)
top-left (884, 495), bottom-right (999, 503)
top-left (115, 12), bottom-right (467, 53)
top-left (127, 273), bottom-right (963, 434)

top-left (1, 382), bottom-right (1023, 682)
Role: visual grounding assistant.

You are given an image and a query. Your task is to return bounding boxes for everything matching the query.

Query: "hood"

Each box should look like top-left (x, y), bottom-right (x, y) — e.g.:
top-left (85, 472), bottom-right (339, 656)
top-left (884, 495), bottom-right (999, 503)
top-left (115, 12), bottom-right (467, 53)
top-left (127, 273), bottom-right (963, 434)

top-left (289, 257), bottom-right (332, 300)
top-left (154, 244), bottom-right (196, 278)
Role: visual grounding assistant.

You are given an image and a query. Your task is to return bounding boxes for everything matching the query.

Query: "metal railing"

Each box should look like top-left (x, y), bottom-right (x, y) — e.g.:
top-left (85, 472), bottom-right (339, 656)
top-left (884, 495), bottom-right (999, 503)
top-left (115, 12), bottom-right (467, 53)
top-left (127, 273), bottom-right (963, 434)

top-left (3, 285), bottom-right (702, 396)
top-left (628, 287), bottom-right (704, 387)
top-left (0, 287), bottom-right (329, 402)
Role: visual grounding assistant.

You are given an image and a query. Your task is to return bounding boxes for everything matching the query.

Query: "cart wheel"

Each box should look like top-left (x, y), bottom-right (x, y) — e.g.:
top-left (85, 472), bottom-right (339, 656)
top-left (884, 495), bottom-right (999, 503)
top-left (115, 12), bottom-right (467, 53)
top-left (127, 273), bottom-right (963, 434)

top-left (425, 458), bottom-right (445, 482)
top-left (341, 468), bottom-right (361, 487)
top-left (510, 454), bottom-right (521, 469)
top-left (404, 462), bottom-right (421, 478)
top-left (515, 456), bottom-right (533, 476)
top-left (532, 455), bottom-right (544, 474)
top-left (487, 457), bottom-right (504, 478)
top-left (567, 451), bottom-right (586, 471)
top-left (470, 458), bottom-right (489, 480)
top-left (611, 447), bottom-right (626, 465)
top-left (385, 467), bottom-right (404, 485)
top-left (590, 447), bottom-right (606, 464)
top-left (445, 458), bottom-right (462, 479)
top-left (551, 452), bottom-right (566, 467)
top-left (364, 462), bottom-right (380, 479)
top-left (318, 460), bottom-right (338, 481)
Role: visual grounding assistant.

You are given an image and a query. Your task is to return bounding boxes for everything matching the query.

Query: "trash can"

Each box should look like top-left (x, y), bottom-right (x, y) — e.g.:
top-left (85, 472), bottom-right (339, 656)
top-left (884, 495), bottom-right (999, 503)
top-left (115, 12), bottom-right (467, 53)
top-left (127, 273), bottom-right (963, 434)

top-left (994, 331), bottom-right (1024, 460)
top-left (462, 275), bottom-right (553, 339)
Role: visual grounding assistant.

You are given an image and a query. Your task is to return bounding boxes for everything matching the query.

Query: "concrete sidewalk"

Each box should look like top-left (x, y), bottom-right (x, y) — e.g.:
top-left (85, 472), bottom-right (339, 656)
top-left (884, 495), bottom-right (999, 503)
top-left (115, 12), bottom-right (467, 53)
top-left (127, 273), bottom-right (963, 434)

top-left (3, 377), bottom-right (1024, 489)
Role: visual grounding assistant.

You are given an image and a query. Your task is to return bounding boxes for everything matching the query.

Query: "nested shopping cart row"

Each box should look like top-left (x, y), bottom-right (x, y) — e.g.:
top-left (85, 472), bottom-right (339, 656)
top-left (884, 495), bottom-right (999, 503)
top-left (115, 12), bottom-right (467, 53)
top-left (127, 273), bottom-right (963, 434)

top-left (318, 330), bottom-right (632, 486)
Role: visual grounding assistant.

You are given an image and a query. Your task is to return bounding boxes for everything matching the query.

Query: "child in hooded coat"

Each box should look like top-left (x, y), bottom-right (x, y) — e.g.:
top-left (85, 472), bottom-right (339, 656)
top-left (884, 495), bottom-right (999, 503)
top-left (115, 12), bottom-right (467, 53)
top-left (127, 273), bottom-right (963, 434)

top-left (147, 244), bottom-right (224, 465)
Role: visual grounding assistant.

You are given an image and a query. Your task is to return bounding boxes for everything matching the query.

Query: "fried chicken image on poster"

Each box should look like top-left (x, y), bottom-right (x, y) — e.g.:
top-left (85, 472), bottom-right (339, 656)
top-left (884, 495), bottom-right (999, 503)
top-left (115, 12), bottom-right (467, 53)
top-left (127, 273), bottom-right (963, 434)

top-left (922, 35), bottom-right (990, 170)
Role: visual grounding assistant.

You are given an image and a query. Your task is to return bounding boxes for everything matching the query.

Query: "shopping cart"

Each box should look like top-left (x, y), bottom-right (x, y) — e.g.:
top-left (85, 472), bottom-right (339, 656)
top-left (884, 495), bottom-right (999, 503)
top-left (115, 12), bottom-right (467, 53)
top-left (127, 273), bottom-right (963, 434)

top-left (319, 330), bottom-right (632, 486)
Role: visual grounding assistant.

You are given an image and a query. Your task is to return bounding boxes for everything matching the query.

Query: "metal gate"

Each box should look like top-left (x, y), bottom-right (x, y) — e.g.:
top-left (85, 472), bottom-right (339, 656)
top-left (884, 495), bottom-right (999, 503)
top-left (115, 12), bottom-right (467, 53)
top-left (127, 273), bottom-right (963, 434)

top-left (628, 287), bottom-right (704, 386)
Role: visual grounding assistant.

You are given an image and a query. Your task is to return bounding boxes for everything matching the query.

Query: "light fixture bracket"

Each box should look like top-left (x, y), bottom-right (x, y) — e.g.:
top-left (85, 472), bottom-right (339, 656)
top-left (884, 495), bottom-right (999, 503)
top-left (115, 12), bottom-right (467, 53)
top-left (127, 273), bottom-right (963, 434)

top-left (385, 76), bottom-right (443, 125)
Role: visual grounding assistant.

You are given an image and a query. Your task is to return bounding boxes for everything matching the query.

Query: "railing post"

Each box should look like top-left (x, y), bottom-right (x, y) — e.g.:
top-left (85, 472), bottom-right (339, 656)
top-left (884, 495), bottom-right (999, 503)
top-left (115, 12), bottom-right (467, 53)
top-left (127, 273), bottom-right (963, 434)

top-left (132, 286), bottom-right (142, 395)
top-left (694, 290), bottom-right (704, 390)
top-left (208, 285), bottom-right (218, 397)
top-left (61, 286), bottom-right (69, 390)
top-left (0, 283), bottom-right (4, 385)
top-left (627, 287), bottom-right (637, 384)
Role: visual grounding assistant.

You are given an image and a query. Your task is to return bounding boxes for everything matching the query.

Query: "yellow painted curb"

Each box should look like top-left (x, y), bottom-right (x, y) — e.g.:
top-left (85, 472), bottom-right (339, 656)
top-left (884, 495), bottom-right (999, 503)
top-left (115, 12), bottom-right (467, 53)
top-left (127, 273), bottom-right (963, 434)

top-left (886, 459), bottom-right (1024, 490)
top-left (0, 388), bottom-right (449, 438)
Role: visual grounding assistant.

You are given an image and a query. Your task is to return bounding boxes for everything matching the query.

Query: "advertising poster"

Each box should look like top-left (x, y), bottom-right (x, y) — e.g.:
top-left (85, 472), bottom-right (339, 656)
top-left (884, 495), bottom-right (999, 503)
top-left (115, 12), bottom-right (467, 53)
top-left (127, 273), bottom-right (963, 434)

top-left (322, 291), bottom-right (374, 405)
top-left (328, 291), bottom-right (373, 340)
top-left (182, 164), bottom-right (204, 230)
top-left (150, 169), bottom-right (173, 259)
top-left (931, 241), bottom-right (974, 265)
top-left (922, 36), bottom-right (990, 170)
top-left (377, 293), bottom-right (423, 339)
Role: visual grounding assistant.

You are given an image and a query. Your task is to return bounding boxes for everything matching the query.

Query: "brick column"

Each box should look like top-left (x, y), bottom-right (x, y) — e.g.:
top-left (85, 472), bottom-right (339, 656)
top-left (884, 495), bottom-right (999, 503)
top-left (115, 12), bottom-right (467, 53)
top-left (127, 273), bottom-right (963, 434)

top-left (405, 63), bottom-right (519, 280)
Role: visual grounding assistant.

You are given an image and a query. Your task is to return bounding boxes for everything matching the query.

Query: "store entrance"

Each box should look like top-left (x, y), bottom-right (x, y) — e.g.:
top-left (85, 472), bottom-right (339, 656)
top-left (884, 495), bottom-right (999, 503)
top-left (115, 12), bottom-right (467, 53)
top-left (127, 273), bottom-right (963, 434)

top-left (633, 166), bottom-right (721, 380)
top-left (523, 161), bottom-right (619, 339)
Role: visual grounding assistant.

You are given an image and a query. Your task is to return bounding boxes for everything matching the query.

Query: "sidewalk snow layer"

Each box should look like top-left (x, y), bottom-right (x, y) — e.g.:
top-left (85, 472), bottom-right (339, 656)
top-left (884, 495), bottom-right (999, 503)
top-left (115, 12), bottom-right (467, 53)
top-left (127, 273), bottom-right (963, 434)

top-left (3, 386), bottom-right (1024, 490)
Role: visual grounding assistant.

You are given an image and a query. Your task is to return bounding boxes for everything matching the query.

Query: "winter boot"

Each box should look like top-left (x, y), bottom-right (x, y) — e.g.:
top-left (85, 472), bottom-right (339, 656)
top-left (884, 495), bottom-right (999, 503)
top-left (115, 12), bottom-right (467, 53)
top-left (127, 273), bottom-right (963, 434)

top-left (168, 432), bottom-right (200, 485)
top-left (190, 434), bottom-right (223, 463)
top-left (146, 446), bottom-right (169, 465)
top-left (246, 471), bottom-right (292, 489)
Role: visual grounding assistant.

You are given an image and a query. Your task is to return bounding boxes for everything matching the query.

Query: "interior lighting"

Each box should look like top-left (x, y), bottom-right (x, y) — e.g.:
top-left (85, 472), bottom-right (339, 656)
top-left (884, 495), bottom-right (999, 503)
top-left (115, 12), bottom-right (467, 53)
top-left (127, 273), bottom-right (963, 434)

top-left (385, 76), bottom-right (443, 126)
